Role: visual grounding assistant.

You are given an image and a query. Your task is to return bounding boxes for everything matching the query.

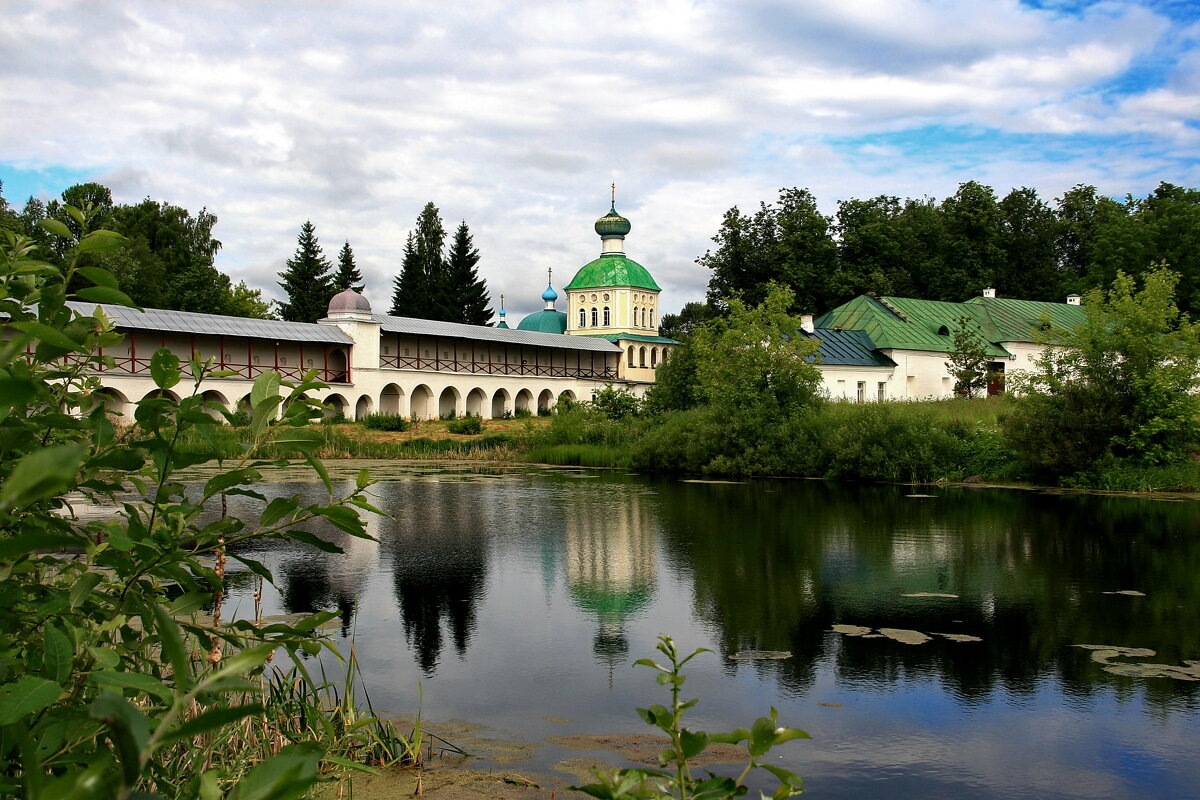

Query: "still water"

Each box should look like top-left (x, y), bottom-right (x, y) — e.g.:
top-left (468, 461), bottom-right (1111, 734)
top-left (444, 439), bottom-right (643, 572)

top-left (218, 463), bottom-right (1199, 799)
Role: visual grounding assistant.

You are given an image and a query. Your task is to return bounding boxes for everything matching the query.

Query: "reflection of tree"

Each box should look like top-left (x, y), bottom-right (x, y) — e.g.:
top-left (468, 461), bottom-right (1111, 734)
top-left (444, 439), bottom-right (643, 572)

top-left (376, 481), bottom-right (489, 677)
top-left (654, 479), bottom-right (1200, 707)
top-left (562, 483), bottom-right (658, 675)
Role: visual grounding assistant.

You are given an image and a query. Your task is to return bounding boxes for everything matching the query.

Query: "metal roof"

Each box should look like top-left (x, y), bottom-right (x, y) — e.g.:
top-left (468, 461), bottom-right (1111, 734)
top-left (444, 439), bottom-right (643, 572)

top-left (816, 295), bottom-right (1011, 357)
top-left (585, 333), bottom-right (681, 345)
top-left (68, 302), bottom-right (354, 344)
top-left (801, 328), bottom-right (895, 367)
top-left (372, 313), bottom-right (620, 352)
top-left (964, 296), bottom-right (1086, 342)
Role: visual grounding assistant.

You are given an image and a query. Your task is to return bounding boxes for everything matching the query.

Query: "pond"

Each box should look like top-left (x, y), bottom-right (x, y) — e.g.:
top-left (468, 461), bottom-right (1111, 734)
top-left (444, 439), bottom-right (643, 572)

top-left (216, 463), bottom-right (1199, 799)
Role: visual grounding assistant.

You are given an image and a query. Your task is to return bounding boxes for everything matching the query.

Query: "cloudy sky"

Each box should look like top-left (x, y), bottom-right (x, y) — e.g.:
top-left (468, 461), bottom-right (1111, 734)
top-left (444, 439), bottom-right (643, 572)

top-left (3, 0), bottom-right (1199, 320)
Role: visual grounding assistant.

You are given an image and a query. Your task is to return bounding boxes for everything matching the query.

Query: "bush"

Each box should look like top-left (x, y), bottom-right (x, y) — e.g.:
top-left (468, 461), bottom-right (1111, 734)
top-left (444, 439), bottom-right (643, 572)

top-left (362, 413), bottom-right (410, 431)
top-left (589, 384), bottom-right (642, 420)
top-left (447, 415), bottom-right (483, 435)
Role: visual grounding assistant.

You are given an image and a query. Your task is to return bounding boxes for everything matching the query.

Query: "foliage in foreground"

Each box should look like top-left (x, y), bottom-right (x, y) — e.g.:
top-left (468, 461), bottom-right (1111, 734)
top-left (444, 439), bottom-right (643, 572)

top-left (0, 214), bottom-right (400, 798)
top-left (574, 635), bottom-right (808, 800)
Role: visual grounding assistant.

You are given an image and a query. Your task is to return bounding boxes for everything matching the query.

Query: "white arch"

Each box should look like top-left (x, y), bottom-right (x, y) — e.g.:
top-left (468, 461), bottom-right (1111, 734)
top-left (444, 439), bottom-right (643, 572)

top-left (410, 385), bottom-right (433, 420)
top-left (639, 346), bottom-right (647, 368)
top-left (537, 388), bottom-right (554, 414)
top-left (491, 388), bottom-right (510, 418)
top-left (515, 388), bottom-right (533, 414)
top-left (466, 388), bottom-right (486, 417)
top-left (200, 389), bottom-right (230, 421)
top-left (324, 393), bottom-right (348, 420)
top-left (558, 389), bottom-right (577, 404)
top-left (438, 386), bottom-right (460, 419)
top-left (355, 394), bottom-right (373, 420)
top-left (380, 383), bottom-right (404, 415)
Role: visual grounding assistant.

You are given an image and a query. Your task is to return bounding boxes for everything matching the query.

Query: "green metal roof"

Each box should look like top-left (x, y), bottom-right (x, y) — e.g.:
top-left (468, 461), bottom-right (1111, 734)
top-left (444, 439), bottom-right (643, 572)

top-left (815, 295), bottom-right (1010, 357)
top-left (516, 309), bottom-right (568, 334)
top-left (801, 328), bottom-right (895, 367)
top-left (963, 296), bottom-right (1086, 343)
top-left (584, 332), bottom-right (680, 345)
top-left (565, 253), bottom-right (660, 291)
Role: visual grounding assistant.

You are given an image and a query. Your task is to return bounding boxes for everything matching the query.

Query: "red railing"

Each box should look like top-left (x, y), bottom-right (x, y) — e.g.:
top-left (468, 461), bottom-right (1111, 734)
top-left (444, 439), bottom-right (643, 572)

top-left (378, 353), bottom-right (616, 380)
top-left (86, 353), bottom-right (350, 384)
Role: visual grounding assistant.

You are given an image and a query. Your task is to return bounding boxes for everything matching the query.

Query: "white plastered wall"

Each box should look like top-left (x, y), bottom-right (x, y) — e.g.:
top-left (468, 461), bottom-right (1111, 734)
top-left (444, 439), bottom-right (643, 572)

top-left (818, 365), bottom-right (898, 402)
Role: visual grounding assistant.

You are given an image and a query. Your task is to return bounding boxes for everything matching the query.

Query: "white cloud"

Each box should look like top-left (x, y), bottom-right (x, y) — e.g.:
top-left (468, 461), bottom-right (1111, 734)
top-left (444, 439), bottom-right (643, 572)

top-left (0, 0), bottom-right (1195, 318)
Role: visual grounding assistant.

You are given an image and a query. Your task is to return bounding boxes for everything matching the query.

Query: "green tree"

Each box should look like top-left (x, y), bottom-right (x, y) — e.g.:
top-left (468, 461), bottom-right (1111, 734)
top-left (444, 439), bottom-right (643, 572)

top-left (227, 280), bottom-right (276, 319)
top-left (390, 203), bottom-right (447, 319)
top-left (658, 301), bottom-right (716, 341)
top-left (945, 314), bottom-right (994, 398)
top-left (691, 283), bottom-right (823, 417)
top-left (833, 195), bottom-right (914, 301)
top-left (444, 221), bottom-right (492, 324)
top-left (996, 187), bottom-right (1060, 301)
top-left (937, 181), bottom-right (1003, 300)
top-left (278, 220), bottom-right (334, 322)
top-left (334, 240), bottom-right (364, 293)
top-left (1003, 267), bottom-right (1200, 479)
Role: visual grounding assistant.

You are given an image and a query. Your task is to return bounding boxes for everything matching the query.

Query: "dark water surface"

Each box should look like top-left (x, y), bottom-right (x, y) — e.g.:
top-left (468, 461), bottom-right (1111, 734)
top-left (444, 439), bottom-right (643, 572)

top-left (218, 464), bottom-right (1200, 799)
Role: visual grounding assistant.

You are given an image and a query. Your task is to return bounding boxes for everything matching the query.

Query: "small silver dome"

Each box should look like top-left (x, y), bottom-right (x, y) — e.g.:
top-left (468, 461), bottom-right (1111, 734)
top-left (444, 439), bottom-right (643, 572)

top-left (328, 288), bottom-right (372, 314)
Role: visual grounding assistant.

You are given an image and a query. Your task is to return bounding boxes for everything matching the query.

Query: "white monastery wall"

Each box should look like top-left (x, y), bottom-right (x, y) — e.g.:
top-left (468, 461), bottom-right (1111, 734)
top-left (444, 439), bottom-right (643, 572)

top-left (820, 365), bottom-right (899, 402)
top-left (883, 349), bottom-right (956, 399)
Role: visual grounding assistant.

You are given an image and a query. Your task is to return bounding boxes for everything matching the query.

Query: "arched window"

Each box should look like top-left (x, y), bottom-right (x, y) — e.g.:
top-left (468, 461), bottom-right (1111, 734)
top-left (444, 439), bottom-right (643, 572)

top-left (603, 306), bottom-right (610, 326)
top-left (628, 346), bottom-right (635, 366)
top-left (639, 347), bottom-right (647, 367)
top-left (591, 307), bottom-right (598, 327)
top-left (642, 308), bottom-right (647, 327)
top-left (651, 348), bottom-right (658, 367)
top-left (633, 306), bottom-right (640, 327)
top-left (579, 308), bottom-right (586, 328)
top-left (650, 309), bottom-right (655, 328)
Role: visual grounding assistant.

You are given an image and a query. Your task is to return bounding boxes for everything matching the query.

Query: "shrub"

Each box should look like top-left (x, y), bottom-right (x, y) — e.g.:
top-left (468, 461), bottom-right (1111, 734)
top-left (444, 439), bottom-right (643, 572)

top-left (362, 413), bottom-right (410, 431)
top-left (590, 384), bottom-right (642, 420)
top-left (447, 415), bottom-right (483, 435)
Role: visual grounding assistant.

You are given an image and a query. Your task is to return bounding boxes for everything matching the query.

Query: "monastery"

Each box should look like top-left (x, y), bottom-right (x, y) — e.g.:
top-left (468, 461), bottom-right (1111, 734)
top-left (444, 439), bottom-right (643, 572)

top-left (74, 202), bottom-right (1088, 420)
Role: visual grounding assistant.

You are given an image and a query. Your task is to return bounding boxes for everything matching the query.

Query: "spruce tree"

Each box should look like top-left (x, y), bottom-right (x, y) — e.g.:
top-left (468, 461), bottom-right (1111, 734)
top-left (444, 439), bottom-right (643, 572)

top-left (278, 221), bottom-right (334, 322)
top-left (334, 240), bottom-right (365, 293)
top-left (390, 233), bottom-right (421, 316)
top-left (445, 221), bottom-right (493, 324)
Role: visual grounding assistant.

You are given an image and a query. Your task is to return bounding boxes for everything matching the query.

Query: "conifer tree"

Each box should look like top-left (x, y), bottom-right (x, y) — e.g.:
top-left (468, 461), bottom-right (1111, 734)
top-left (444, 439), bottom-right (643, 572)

top-left (278, 220), bottom-right (334, 322)
top-left (390, 232), bottom-right (422, 316)
top-left (445, 221), bottom-right (493, 325)
top-left (334, 240), bottom-right (365, 293)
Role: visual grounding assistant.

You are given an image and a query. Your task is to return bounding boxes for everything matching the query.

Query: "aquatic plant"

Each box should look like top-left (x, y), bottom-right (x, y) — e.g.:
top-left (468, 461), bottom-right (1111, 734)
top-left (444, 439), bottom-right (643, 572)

top-left (574, 635), bottom-right (808, 799)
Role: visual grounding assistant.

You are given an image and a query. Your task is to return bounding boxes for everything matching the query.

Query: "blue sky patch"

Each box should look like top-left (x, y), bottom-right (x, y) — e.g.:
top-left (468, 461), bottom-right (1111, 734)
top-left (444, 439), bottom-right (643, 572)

top-left (1, 165), bottom-right (98, 206)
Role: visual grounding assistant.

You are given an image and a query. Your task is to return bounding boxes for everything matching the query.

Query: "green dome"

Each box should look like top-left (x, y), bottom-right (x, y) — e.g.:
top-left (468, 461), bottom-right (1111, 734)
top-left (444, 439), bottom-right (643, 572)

top-left (516, 309), bottom-right (568, 334)
top-left (595, 206), bottom-right (631, 237)
top-left (565, 254), bottom-right (660, 291)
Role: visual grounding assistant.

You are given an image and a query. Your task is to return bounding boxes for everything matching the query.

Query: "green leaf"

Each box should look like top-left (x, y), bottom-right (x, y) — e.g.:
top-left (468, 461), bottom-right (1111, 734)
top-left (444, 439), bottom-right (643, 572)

top-left (76, 286), bottom-right (136, 307)
top-left (159, 704), bottom-right (265, 748)
top-left (88, 692), bottom-right (149, 786)
top-left (167, 591), bottom-right (212, 615)
top-left (203, 468), bottom-right (262, 498)
top-left (38, 218), bottom-right (73, 239)
top-left (88, 647), bottom-right (120, 669)
top-left (0, 677), bottom-right (62, 724)
top-left (0, 378), bottom-right (37, 408)
top-left (43, 625), bottom-right (74, 684)
top-left (679, 728), bottom-right (709, 760)
top-left (199, 645), bottom-right (274, 691)
top-left (149, 349), bottom-right (181, 390)
top-left (69, 572), bottom-right (104, 608)
top-left (6, 320), bottom-right (80, 351)
top-left (0, 444), bottom-right (87, 512)
top-left (0, 531), bottom-right (83, 560)
top-left (75, 266), bottom-right (119, 288)
top-left (270, 427), bottom-right (323, 454)
top-left (150, 604), bottom-right (191, 695)
top-left (287, 529), bottom-right (344, 554)
top-left (76, 231), bottom-right (125, 255)
top-left (259, 496), bottom-right (298, 527)
top-left (90, 670), bottom-right (173, 703)
top-left (302, 453), bottom-right (332, 494)
top-left (228, 742), bottom-right (323, 800)
top-left (251, 371), bottom-right (281, 412)
top-left (316, 505), bottom-right (365, 537)
top-left (761, 764), bottom-right (805, 795)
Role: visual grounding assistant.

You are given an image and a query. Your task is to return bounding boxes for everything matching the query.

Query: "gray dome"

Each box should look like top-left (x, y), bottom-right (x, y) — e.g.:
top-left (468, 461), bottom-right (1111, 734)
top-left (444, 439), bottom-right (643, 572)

top-left (328, 289), bottom-right (372, 314)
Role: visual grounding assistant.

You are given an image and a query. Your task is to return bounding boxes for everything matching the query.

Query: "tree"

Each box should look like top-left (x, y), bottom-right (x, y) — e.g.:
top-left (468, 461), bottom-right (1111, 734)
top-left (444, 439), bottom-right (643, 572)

top-left (227, 280), bottom-right (276, 319)
top-left (690, 282), bottom-right (823, 418)
top-left (944, 314), bottom-right (994, 398)
top-left (390, 203), bottom-right (447, 319)
top-left (278, 220), bottom-right (334, 323)
top-left (658, 301), bottom-right (717, 341)
top-left (937, 181), bottom-right (1003, 300)
top-left (833, 195), bottom-right (915, 301)
top-left (1003, 267), bottom-right (1200, 479)
top-left (996, 187), bottom-right (1060, 301)
top-left (444, 221), bottom-right (492, 324)
top-left (334, 240), bottom-right (364, 293)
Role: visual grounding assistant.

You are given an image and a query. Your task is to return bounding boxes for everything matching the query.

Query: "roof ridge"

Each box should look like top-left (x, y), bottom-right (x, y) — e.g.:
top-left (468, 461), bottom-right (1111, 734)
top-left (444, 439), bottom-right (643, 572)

top-left (876, 296), bottom-right (910, 322)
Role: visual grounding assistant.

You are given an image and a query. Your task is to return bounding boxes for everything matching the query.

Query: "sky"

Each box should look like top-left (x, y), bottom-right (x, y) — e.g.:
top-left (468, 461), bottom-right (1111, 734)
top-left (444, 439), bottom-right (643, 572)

top-left (2, 0), bottom-right (1199, 321)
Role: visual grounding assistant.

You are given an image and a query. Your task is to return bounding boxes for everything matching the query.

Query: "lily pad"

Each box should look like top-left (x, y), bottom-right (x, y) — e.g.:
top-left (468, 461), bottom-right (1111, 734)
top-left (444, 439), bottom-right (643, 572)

top-left (729, 650), bottom-right (792, 660)
top-left (905, 494), bottom-right (937, 498)
top-left (1073, 644), bottom-right (1200, 681)
top-left (817, 702), bottom-right (843, 708)
top-left (901, 592), bottom-right (959, 598)
top-left (680, 479), bottom-right (745, 484)
top-left (933, 632), bottom-right (982, 643)
top-left (879, 628), bottom-right (932, 645)
top-left (831, 624), bottom-right (873, 636)
top-left (1101, 590), bottom-right (1146, 596)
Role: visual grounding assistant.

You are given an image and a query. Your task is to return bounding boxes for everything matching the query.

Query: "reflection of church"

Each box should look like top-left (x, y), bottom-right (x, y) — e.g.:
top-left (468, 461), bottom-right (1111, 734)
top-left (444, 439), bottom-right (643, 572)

top-left (562, 485), bottom-right (659, 670)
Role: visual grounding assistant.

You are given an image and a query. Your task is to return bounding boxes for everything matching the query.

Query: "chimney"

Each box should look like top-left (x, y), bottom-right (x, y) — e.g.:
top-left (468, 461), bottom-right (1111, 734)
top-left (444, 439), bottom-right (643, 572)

top-left (801, 313), bottom-right (815, 334)
top-left (1066, 294), bottom-right (1081, 306)
top-left (982, 287), bottom-right (997, 299)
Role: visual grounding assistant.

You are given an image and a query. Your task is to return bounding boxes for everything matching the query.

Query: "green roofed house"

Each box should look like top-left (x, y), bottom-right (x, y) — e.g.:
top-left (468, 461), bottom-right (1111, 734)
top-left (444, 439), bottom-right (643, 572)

top-left (815, 288), bottom-right (1086, 399)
